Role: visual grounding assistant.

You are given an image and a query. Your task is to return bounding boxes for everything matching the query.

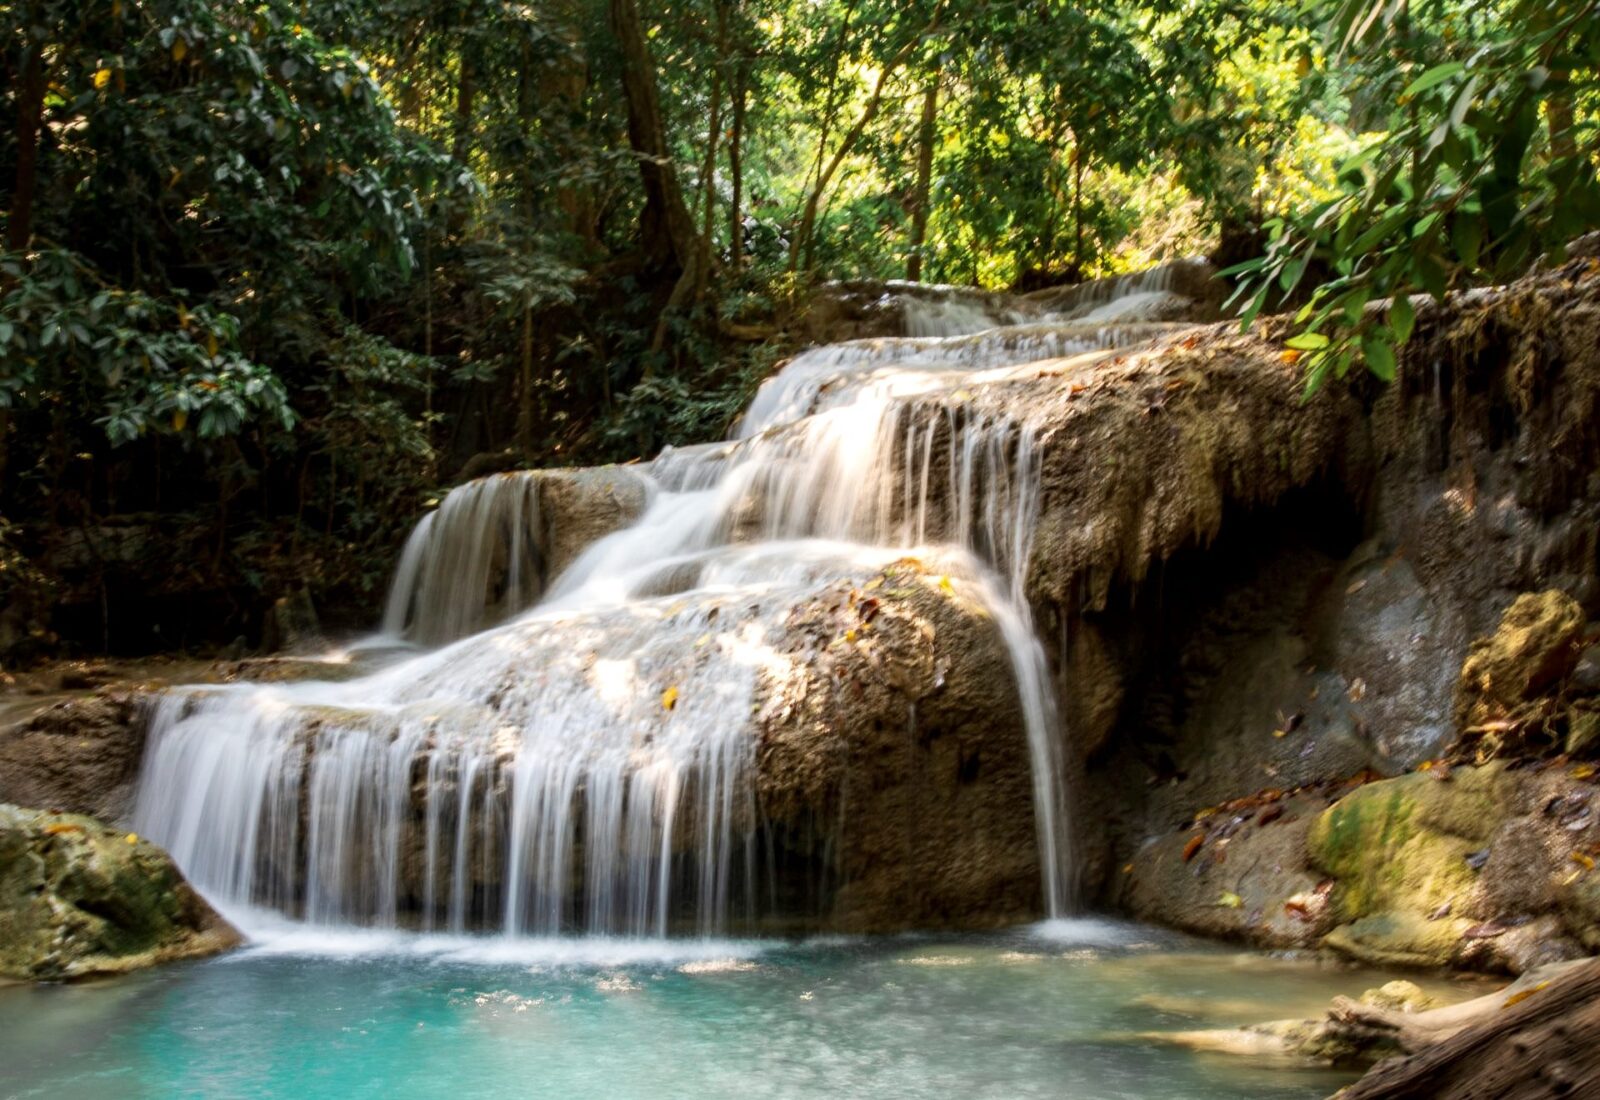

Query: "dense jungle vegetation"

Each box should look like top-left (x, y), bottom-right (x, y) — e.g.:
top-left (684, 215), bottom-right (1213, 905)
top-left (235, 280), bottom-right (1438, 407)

top-left (0, 0), bottom-right (1596, 654)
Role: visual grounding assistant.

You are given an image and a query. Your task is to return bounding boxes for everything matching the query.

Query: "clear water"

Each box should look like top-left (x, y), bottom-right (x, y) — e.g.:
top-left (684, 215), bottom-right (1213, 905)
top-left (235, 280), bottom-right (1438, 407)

top-left (0, 918), bottom-right (1473, 1100)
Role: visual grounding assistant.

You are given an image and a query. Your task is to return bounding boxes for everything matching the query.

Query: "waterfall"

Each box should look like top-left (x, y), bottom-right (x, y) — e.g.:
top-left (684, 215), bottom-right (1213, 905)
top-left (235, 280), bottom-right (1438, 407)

top-left (135, 283), bottom-right (1177, 936)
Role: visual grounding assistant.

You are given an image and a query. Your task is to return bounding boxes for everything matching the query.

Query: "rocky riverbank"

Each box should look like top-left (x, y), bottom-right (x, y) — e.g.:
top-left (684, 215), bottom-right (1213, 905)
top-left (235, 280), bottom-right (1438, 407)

top-left (2, 254), bottom-right (1597, 973)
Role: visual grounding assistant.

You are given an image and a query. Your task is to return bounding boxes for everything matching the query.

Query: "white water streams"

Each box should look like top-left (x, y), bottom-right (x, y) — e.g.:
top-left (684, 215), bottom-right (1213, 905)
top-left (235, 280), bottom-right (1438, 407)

top-left (136, 277), bottom-right (1184, 937)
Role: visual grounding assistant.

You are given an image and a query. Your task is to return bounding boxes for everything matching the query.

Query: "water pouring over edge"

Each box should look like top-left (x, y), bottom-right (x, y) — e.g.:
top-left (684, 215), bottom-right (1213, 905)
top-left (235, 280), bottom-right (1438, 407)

top-left (135, 278), bottom-right (1184, 939)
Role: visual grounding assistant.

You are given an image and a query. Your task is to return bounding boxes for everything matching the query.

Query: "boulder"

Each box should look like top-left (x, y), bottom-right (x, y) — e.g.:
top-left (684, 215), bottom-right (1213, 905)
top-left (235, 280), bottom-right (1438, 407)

top-left (1119, 791), bottom-right (1337, 948)
top-left (755, 559), bottom-right (1039, 930)
top-left (1121, 759), bottom-right (1600, 972)
top-left (0, 692), bottom-right (147, 821)
top-left (0, 804), bottom-right (238, 982)
top-left (1456, 590), bottom-right (1586, 732)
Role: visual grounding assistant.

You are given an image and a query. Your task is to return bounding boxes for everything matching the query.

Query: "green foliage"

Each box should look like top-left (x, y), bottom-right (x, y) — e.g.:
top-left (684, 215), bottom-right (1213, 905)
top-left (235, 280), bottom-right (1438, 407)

top-left (1228, 0), bottom-right (1600, 389)
top-left (4, 0), bottom-right (1590, 654)
top-left (0, 250), bottom-right (293, 445)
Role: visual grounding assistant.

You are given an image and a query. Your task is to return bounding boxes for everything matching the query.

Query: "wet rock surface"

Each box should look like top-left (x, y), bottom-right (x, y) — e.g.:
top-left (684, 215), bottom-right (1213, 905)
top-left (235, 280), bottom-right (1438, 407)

top-left (0, 804), bottom-right (238, 982)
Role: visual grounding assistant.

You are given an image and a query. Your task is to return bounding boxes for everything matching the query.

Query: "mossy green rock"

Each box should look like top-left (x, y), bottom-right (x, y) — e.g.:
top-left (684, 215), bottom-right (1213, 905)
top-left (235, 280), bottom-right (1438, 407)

top-left (1308, 767), bottom-right (1512, 966)
top-left (0, 804), bottom-right (239, 982)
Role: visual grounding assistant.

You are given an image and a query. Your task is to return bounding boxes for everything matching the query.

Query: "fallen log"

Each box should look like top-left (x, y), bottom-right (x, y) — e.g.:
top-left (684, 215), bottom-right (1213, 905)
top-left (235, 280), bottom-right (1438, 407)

top-left (1337, 957), bottom-right (1600, 1099)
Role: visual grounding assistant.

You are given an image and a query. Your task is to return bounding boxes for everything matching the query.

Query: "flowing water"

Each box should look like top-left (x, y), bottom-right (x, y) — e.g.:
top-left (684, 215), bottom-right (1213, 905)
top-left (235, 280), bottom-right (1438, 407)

top-left (134, 286), bottom-right (1187, 936)
top-left (0, 917), bottom-right (1484, 1100)
top-left (12, 273), bottom-right (1474, 1098)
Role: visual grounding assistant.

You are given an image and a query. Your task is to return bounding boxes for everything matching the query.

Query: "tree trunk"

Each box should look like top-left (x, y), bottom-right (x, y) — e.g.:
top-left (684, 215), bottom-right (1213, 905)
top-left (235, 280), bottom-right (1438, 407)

top-left (1340, 958), bottom-right (1600, 1100)
top-left (1071, 142), bottom-right (1085, 278)
top-left (696, 2), bottom-right (728, 303)
top-left (789, 5), bottom-right (943, 275)
top-left (517, 302), bottom-right (534, 457)
top-left (543, 1), bottom-right (596, 245)
top-left (609, 0), bottom-right (700, 272)
top-left (728, 51), bottom-right (750, 273)
top-left (8, 32), bottom-right (45, 254)
top-left (905, 71), bottom-right (940, 282)
top-left (452, 42), bottom-right (477, 167)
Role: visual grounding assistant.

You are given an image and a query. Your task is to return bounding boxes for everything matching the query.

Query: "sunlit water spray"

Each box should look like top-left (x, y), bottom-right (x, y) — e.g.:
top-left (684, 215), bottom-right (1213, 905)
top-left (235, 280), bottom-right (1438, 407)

top-left (137, 281), bottom-right (1180, 938)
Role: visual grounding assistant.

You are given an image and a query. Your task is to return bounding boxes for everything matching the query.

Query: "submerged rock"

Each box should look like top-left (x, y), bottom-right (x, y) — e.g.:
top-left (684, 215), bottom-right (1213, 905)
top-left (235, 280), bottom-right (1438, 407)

top-left (0, 804), bottom-right (238, 982)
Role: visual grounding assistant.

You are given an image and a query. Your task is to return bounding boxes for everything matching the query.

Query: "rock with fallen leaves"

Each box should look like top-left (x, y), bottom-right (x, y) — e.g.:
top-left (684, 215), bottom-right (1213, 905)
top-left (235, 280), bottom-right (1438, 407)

top-left (0, 804), bottom-right (239, 982)
top-left (1120, 759), bottom-right (1600, 971)
top-left (754, 559), bottom-right (1039, 931)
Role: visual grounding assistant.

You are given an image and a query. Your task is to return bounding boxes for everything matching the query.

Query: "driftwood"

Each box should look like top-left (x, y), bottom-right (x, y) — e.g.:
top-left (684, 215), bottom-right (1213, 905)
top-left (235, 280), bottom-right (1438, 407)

top-left (1339, 957), bottom-right (1600, 1099)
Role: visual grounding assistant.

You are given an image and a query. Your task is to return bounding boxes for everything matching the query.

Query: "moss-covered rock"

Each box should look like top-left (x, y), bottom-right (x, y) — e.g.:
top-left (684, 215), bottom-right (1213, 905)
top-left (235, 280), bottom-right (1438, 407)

top-left (1308, 765), bottom-right (1509, 924)
top-left (0, 804), bottom-right (239, 982)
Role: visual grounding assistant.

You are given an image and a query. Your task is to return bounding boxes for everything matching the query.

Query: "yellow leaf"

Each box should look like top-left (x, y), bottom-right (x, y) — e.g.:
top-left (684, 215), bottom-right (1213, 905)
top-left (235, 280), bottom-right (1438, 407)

top-left (172, 409), bottom-right (188, 432)
top-left (1572, 851), bottom-right (1596, 870)
top-left (206, 332), bottom-right (218, 359)
top-left (937, 576), bottom-right (953, 593)
top-left (1503, 980), bottom-right (1549, 1008)
top-left (172, 37), bottom-right (188, 62)
top-left (124, 832), bottom-right (139, 845)
top-left (94, 68), bottom-right (114, 89)
top-left (844, 629), bottom-right (857, 643)
top-left (1573, 763), bottom-right (1597, 780)
top-left (864, 577), bottom-right (884, 590)
top-left (1121, 863), bottom-right (1134, 874)
top-left (1280, 348), bottom-right (1301, 365)
top-left (661, 686), bottom-right (678, 711)
top-left (1217, 891), bottom-right (1243, 909)
top-left (694, 633), bottom-right (711, 648)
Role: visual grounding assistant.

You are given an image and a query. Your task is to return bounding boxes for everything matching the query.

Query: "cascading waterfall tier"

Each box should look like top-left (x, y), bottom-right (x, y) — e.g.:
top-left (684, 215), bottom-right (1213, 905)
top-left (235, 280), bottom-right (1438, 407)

top-left (136, 284), bottom-right (1179, 936)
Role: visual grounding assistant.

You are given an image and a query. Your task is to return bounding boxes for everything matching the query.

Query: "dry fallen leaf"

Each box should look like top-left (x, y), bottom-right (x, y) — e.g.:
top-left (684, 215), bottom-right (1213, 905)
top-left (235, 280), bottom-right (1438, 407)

top-left (1217, 891), bottom-right (1243, 909)
top-left (1503, 981), bottom-right (1550, 1008)
top-left (1182, 833), bottom-right (1205, 862)
top-left (661, 686), bottom-right (679, 711)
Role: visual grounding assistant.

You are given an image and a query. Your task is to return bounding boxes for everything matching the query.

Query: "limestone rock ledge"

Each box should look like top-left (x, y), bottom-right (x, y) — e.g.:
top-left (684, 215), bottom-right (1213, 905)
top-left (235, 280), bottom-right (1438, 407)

top-left (0, 804), bottom-right (239, 982)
